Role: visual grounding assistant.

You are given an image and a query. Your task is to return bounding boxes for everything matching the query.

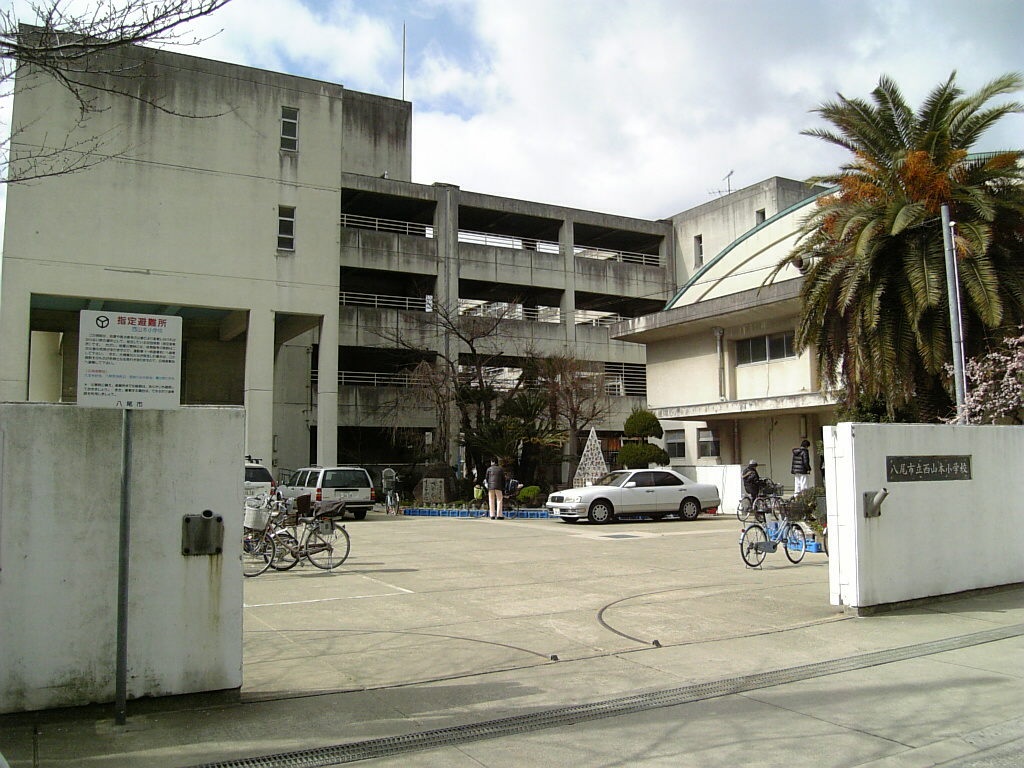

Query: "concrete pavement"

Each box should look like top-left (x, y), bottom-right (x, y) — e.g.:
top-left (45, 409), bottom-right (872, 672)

top-left (1, 512), bottom-right (1022, 767)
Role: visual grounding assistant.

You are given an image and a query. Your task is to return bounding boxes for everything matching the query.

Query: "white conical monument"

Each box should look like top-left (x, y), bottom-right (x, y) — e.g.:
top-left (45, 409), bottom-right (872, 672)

top-left (573, 428), bottom-right (609, 487)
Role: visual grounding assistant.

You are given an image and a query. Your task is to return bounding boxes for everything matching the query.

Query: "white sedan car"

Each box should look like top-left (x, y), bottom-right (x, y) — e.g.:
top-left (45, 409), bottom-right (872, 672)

top-left (546, 468), bottom-right (720, 524)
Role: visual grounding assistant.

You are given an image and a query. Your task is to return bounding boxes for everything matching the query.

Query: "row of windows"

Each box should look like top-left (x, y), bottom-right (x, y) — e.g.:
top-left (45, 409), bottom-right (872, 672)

top-left (735, 331), bottom-right (796, 365)
top-left (664, 428), bottom-right (722, 459)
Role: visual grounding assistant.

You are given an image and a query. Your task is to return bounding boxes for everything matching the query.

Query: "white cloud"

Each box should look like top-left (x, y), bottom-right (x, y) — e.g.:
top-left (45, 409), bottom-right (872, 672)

top-left (3, 0), bottom-right (1023, 234)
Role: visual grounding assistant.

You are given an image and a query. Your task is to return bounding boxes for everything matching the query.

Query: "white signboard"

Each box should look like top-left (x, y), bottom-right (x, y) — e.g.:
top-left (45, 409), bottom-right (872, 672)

top-left (77, 310), bottom-right (182, 410)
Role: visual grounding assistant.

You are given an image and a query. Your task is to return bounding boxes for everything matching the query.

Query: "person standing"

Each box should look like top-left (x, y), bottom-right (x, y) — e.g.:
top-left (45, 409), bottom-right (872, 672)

top-left (484, 459), bottom-right (506, 519)
top-left (791, 439), bottom-right (811, 494)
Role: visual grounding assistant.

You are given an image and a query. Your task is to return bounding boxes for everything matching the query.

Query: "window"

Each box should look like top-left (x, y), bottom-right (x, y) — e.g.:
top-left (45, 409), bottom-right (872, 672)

top-left (735, 331), bottom-right (795, 365)
top-left (694, 234), bottom-right (704, 267)
top-left (665, 429), bottom-right (686, 458)
top-left (278, 206), bottom-right (296, 250)
top-left (698, 429), bottom-right (721, 458)
top-left (604, 362), bottom-right (647, 397)
top-left (631, 472), bottom-right (655, 487)
top-left (281, 106), bottom-right (298, 151)
top-left (755, 208), bottom-right (766, 225)
top-left (653, 471), bottom-right (683, 486)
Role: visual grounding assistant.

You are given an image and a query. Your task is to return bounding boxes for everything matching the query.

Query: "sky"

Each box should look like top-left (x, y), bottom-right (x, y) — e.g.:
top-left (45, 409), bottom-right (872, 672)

top-left (3, 0), bottom-right (1024, 228)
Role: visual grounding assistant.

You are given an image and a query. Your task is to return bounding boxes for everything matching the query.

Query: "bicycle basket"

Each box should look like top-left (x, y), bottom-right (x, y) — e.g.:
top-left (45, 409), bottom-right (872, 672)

top-left (243, 506), bottom-right (271, 531)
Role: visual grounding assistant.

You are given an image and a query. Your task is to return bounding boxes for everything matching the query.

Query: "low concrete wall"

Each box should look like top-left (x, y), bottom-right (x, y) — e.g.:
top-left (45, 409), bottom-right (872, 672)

top-left (824, 422), bottom-right (1024, 610)
top-left (0, 403), bottom-right (244, 713)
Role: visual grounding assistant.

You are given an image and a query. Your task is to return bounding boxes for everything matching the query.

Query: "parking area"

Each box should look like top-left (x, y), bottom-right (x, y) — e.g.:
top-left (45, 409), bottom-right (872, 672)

top-left (241, 512), bottom-right (835, 696)
top-left (5, 511), bottom-right (1023, 768)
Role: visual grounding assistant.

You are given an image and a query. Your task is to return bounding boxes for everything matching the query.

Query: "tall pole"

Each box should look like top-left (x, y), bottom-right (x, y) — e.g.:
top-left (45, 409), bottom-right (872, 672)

top-left (115, 408), bottom-right (132, 724)
top-left (941, 204), bottom-right (967, 422)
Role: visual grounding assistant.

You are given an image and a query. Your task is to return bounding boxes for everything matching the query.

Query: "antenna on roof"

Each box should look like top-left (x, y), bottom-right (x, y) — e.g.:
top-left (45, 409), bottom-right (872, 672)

top-left (708, 170), bottom-right (735, 198)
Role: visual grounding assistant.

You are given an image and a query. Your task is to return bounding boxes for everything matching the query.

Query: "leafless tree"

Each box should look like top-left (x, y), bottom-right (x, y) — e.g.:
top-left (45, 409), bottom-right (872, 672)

top-left (372, 299), bottom-right (524, 478)
top-left (2, 0), bottom-right (232, 183)
top-left (530, 353), bottom-right (611, 480)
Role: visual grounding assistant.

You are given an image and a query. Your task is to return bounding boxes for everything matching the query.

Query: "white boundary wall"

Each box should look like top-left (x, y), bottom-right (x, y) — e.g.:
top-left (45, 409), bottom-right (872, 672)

top-left (0, 403), bottom-right (244, 713)
top-left (824, 422), bottom-right (1024, 610)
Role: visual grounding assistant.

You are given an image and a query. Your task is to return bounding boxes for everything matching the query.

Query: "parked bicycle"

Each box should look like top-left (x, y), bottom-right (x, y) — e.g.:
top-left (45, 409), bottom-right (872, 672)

top-left (269, 499), bottom-right (351, 571)
top-left (739, 508), bottom-right (807, 567)
top-left (736, 478), bottom-right (787, 521)
top-left (242, 494), bottom-right (280, 577)
top-left (242, 495), bottom-right (351, 574)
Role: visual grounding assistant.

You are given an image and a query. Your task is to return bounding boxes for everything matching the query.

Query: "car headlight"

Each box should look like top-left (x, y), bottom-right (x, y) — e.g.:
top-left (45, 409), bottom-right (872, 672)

top-left (563, 495), bottom-right (584, 504)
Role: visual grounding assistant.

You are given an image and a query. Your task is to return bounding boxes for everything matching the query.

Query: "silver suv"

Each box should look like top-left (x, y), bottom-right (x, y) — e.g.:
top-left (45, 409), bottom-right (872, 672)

top-left (279, 466), bottom-right (375, 520)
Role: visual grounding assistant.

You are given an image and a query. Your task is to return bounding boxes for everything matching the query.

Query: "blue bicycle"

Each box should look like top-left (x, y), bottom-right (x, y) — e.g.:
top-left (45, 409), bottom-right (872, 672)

top-left (739, 513), bottom-right (806, 567)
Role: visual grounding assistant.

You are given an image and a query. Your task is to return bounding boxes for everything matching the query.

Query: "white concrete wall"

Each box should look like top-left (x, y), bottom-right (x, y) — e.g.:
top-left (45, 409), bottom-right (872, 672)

top-left (0, 404), bottom-right (244, 713)
top-left (825, 422), bottom-right (1024, 611)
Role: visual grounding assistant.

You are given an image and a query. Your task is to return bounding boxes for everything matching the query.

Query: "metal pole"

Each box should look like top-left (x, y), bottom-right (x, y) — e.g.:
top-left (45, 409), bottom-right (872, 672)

top-left (941, 205), bottom-right (967, 422)
top-left (115, 408), bottom-right (132, 725)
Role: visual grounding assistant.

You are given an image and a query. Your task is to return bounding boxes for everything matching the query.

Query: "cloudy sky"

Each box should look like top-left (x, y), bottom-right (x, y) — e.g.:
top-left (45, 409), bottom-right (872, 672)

top-left (182, 0), bottom-right (1024, 220)
top-left (4, 0), bottom-right (1024, 224)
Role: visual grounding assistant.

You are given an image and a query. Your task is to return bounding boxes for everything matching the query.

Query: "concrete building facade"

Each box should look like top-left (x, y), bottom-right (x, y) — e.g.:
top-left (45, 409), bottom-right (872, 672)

top-left (615, 178), bottom-right (837, 489)
top-left (0, 41), bottom-right (677, 479)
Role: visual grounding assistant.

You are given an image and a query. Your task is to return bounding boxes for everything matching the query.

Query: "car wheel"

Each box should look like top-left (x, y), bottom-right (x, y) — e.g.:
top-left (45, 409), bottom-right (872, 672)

top-left (588, 500), bottom-right (614, 524)
top-left (679, 498), bottom-right (701, 521)
top-left (353, 510), bottom-right (367, 520)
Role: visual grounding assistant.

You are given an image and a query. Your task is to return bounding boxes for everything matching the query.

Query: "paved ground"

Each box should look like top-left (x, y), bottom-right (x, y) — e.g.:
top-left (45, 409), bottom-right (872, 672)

top-left (1, 512), bottom-right (1022, 767)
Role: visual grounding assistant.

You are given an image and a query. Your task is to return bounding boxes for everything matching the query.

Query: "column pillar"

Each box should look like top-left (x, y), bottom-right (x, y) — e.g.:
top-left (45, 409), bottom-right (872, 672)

top-left (316, 315), bottom-right (339, 467)
top-left (434, 184), bottom-right (461, 468)
top-left (244, 308), bottom-right (275, 463)
top-left (559, 217), bottom-right (577, 346)
top-left (0, 288), bottom-right (31, 401)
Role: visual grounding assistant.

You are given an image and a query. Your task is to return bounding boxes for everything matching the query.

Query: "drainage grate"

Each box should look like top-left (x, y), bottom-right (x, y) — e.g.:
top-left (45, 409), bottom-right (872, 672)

top-left (185, 622), bottom-right (1024, 768)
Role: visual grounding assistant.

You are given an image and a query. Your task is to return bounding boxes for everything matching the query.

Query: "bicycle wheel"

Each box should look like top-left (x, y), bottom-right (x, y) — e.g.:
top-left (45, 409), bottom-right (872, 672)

top-left (269, 530), bottom-right (300, 570)
top-left (784, 524), bottom-right (807, 564)
top-left (740, 524), bottom-right (767, 568)
top-left (241, 528), bottom-right (276, 577)
top-left (736, 496), bottom-right (752, 521)
top-left (306, 520), bottom-right (351, 570)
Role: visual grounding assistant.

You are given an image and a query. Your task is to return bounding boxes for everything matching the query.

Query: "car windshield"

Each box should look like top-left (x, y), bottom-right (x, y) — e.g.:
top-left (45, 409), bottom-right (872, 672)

top-left (593, 471), bottom-right (631, 487)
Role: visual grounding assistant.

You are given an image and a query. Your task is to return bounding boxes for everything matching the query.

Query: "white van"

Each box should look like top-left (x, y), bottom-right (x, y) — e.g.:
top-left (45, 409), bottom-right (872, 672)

top-left (278, 466), bottom-right (375, 519)
top-left (244, 459), bottom-right (275, 499)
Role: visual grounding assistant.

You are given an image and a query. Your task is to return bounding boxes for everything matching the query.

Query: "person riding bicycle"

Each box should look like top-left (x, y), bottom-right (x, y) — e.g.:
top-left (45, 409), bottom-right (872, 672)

top-left (741, 460), bottom-right (762, 498)
top-left (741, 460), bottom-right (766, 521)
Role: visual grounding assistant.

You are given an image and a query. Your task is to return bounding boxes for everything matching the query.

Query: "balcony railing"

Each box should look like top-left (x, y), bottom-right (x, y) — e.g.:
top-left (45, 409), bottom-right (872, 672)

top-left (456, 229), bottom-right (560, 254)
top-left (340, 215), bottom-right (661, 267)
top-left (340, 291), bottom-right (430, 311)
top-left (458, 299), bottom-right (561, 324)
top-left (337, 370), bottom-right (427, 388)
top-left (575, 310), bottom-right (626, 327)
top-left (573, 246), bottom-right (660, 267)
top-left (340, 214), bottom-right (434, 238)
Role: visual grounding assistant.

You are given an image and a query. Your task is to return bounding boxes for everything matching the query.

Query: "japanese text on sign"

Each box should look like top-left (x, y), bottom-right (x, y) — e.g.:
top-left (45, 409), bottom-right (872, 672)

top-left (77, 310), bottom-right (182, 410)
top-left (885, 455), bottom-right (972, 482)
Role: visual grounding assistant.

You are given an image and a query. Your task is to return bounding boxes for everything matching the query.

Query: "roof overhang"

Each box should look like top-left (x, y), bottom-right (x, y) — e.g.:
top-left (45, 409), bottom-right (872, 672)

top-left (610, 278), bottom-right (802, 344)
top-left (652, 391), bottom-right (836, 421)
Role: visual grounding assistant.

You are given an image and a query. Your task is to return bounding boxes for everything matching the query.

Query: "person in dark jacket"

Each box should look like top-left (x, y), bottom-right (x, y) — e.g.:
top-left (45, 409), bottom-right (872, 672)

top-left (484, 459), bottom-right (506, 519)
top-left (741, 460), bottom-right (762, 499)
top-left (791, 439), bottom-right (811, 493)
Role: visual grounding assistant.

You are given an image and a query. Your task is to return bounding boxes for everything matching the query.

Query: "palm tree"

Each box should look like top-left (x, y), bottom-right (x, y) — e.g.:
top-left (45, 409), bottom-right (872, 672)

top-left (778, 73), bottom-right (1024, 418)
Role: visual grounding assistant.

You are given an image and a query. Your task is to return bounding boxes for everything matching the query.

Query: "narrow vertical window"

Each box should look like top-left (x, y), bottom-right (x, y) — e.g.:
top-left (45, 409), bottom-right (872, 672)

top-left (755, 208), bottom-right (766, 225)
top-left (281, 107), bottom-right (298, 151)
top-left (278, 206), bottom-right (295, 251)
top-left (694, 234), bottom-right (704, 267)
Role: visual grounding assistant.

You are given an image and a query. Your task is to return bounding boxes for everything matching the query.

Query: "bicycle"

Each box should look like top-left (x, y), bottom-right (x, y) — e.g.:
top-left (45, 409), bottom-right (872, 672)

top-left (385, 488), bottom-right (401, 516)
top-left (242, 494), bottom-right (278, 577)
top-left (739, 509), bottom-right (807, 567)
top-left (269, 499), bottom-right (351, 571)
top-left (736, 479), bottom-right (787, 522)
